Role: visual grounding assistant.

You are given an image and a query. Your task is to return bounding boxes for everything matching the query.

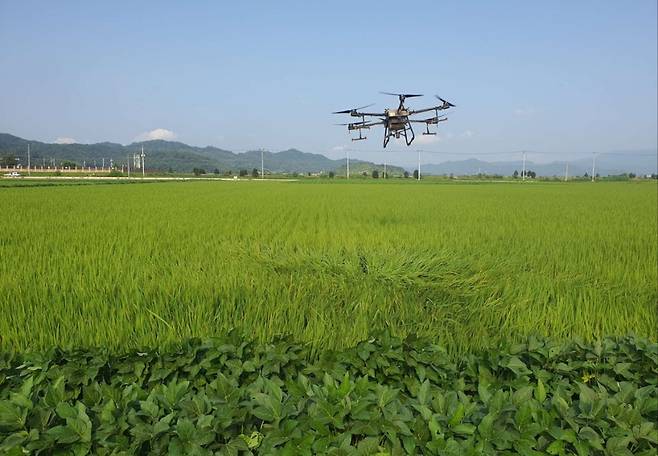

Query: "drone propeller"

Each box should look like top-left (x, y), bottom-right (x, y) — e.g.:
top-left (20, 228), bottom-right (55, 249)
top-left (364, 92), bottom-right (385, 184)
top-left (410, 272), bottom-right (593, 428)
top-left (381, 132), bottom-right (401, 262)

top-left (381, 92), bottom-right (423, 98)
top-left (332, 103), bottom-right (374, 114)
top-left (435, 95), bottom-right (456, 108)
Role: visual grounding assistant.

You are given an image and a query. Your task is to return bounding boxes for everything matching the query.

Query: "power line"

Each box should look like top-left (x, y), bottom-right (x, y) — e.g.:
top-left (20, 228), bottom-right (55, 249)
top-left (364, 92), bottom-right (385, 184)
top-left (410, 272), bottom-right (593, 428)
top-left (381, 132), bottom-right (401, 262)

top-left (340, 147), bottom-right (656, 157)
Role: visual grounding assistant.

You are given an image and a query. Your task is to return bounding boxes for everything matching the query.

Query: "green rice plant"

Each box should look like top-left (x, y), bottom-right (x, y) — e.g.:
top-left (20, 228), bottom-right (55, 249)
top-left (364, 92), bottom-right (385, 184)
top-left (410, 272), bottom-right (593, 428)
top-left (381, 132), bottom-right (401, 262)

top-left (0, 180), bottom-right (655, 353)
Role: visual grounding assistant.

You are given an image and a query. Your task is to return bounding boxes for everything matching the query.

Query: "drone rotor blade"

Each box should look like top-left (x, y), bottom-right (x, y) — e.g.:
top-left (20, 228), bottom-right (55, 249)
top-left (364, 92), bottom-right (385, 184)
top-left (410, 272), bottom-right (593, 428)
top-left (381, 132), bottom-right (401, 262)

top-left (435, 95), bottom-right (456, 107)
top-left (381, 91), bottom-right (423, 98)
top-left (332, 103), bottom-right (374, 114)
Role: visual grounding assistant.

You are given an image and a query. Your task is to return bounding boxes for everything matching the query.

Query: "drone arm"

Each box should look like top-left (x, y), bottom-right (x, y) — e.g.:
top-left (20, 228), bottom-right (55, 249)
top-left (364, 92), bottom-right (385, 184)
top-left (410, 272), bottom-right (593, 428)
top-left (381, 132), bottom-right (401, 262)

top-left (353, 120), bottom-right (384, 128)
top-left (408, 105), bottom-right (448, 115)
top-left (352, 111), bottom-right (385, 117)
top-left (409, 116), bottom-right (447, 124)
top-left (339, 120), bottom-right (384, 132)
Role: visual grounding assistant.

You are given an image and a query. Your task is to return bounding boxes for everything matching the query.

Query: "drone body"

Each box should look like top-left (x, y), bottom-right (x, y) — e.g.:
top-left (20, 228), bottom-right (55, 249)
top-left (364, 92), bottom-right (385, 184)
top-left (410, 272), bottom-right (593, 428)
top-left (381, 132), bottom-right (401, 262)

top-left (333, 92), bottom-right (455, 148)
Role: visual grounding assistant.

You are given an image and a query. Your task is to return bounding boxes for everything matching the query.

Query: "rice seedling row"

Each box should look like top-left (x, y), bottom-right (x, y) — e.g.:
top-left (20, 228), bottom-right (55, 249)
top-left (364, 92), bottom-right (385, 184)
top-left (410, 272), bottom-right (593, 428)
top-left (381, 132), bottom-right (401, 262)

top-left (0, 181), bottom-right (655, 353)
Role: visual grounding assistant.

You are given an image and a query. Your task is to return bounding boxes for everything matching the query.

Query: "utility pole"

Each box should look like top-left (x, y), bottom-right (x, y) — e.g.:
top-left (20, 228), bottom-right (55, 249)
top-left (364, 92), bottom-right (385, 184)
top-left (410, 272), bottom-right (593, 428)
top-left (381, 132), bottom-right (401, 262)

top-left (261, 149), bottom-right (264, 179)
top-left (346, 149), bottom-right (350, 179)
top-left (384, 161), bottom-right (387, 179)
top-left (127, 154), bottom-right (130, 177)
top-left (141, 146), bottom-right (145, 178)
top-left (564, 162), bottom-right (569, 182)
top-left (102, 158), bottom-right (105, 171)
top-left (522, 151), bottom-right (527, 181)
top-left (591, 153), bottom-right (597, 182)
top-left (417, 150), bottom-right (421, 181)
top-left (27, 143), bottom-right (31, 176)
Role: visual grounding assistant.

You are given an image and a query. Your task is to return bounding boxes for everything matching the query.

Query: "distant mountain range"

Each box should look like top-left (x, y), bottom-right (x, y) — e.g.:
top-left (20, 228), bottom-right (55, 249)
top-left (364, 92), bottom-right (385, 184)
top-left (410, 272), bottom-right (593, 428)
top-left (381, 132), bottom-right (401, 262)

top-left (0, 133), bottom-right (405, 175)
top-left (420, 153), bottom-right (657, 177)
top-left (0, 133), bottom-right (654, 176)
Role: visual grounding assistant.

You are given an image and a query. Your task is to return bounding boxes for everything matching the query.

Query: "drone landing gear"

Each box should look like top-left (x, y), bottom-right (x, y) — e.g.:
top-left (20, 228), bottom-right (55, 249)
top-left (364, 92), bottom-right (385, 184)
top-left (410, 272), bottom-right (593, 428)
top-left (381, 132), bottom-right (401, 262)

top-left (351, 114), bottom-right (368, 141)
top-left (422, 123), bottom-right (436, 135)
top-left (404, 124), bottom-right (415, 146)
top-left (383, 124), bottom-right (415, 148)
top-left (352, 129), bottom-right (366, 141)
top-left (423, 108), bottom-right (443, 135)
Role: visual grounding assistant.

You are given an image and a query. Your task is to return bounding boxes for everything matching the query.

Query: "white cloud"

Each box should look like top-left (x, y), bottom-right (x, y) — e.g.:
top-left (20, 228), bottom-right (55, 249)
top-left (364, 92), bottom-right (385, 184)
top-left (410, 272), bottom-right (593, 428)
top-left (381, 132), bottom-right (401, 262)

top-left (514, 107), bottom-right (535, 116)
top-left (414, 134), bottom-right (441, 145)
top-left (135, 128), bottom-right (176, 142)
top-left (54, 137), bottom-right (77, 144)
top-left (331, 145), bottom-right (345, 151)
top-left (460, 130), bottom-right (474, 138)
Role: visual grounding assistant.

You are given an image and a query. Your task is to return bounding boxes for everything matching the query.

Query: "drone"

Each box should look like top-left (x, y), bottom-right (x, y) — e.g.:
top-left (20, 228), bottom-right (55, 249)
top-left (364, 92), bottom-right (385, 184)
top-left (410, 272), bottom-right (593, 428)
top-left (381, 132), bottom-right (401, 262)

top-left (333, 92), bottom-right (455, 148)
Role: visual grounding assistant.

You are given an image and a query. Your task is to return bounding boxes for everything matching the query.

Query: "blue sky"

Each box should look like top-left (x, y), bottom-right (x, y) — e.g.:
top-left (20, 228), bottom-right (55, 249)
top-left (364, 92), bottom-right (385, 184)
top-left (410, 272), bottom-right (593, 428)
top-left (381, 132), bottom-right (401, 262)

top-left (0, 1), bottom-right (656, 166)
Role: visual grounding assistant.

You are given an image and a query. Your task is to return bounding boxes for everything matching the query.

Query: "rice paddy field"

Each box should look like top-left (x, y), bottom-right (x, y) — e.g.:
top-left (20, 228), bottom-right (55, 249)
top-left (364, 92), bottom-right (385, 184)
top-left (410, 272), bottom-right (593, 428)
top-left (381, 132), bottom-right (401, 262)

top-left (1, 179), bottom-right (657, 454)
top-left (1, 180), bottom-right (656, 353)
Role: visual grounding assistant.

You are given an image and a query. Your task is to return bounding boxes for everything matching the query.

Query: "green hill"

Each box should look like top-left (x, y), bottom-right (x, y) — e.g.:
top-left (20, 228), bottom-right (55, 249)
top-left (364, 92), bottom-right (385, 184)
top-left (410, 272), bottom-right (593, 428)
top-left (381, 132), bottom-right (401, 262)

top-left (0, 133), bottom-right (387, 174)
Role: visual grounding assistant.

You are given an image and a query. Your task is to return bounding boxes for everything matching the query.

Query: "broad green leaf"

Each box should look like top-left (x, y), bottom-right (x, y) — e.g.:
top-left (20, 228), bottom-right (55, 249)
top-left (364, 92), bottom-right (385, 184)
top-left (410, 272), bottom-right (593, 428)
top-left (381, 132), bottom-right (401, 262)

top-left (578, 426), bottom-right (603, 450)
top-left (448, 403), bottom-right (464, 427)
top-left (139, 399), bottom-right (159, 418)
top-left (546, 439), bottom-right (564, 454)
top-left (505, 357), bottom-right (531, 376)
top-left (55, 402), bottom-right (77, 420)
top-left (46, 425), bottom-right (81, 444)
top-left (478, 413), bottom-right (495, 440)
top-left (534, 378), bottom-right (546, 403)
top-left (0, 402), bottom-right (25, 430)
top-left (452, 423), bottom-right (475, 435)
top-left (175, 418), bottom-right (196, 443)
top-left (44, 376), bottom-right (66, 408)
top-left (240, 431), bottom-right (263, 449)
top-left (417, 380), bottom-right (430, 406)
